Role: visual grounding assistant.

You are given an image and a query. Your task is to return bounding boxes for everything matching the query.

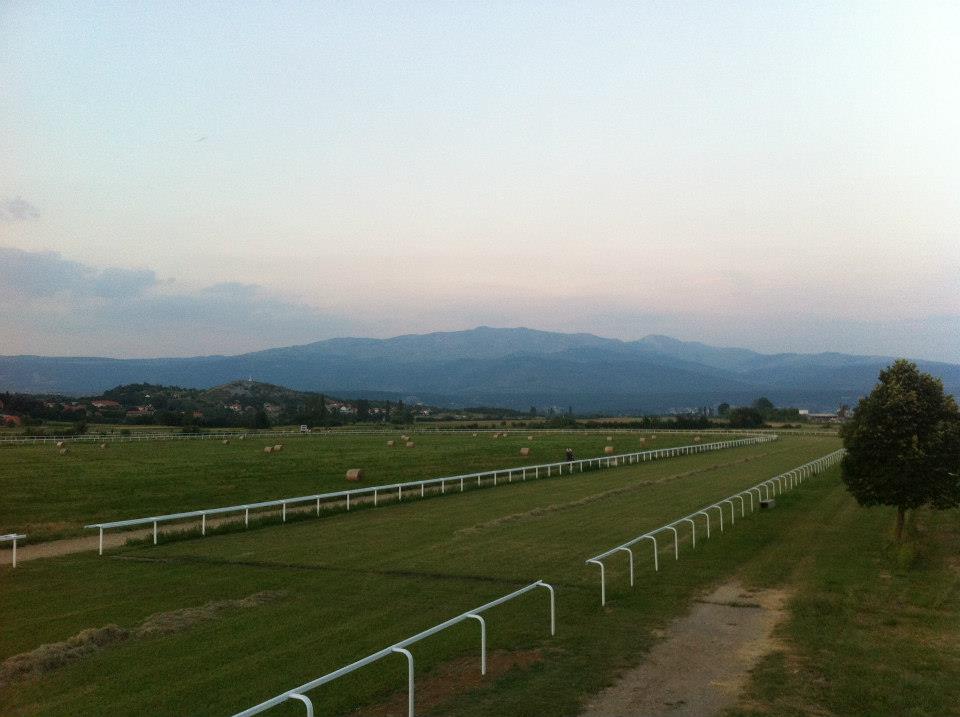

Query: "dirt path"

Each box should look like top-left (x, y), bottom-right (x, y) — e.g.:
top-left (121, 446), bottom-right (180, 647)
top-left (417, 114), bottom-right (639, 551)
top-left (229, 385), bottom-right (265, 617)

top-left (0, 502), bottom-right (338, 562)
top-left (580, 580), bottom-right (789, 717)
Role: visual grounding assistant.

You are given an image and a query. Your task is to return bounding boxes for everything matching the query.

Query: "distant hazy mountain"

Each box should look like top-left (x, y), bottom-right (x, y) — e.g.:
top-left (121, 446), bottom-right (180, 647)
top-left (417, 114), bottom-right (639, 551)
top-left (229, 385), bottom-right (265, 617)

top-left (1, 327), bottom-right (958, 412)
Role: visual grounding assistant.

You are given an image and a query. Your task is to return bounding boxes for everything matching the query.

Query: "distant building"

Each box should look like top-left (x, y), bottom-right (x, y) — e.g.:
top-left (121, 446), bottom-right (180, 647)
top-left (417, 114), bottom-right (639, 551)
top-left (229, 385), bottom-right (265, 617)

top-left (91, 400), bottom-right (122, 409)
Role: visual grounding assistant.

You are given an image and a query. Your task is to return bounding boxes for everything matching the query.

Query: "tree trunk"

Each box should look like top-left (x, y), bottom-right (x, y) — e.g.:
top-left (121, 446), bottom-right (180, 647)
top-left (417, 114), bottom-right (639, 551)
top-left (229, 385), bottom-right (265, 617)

top-left (895, 506), bottom-right (906, 541)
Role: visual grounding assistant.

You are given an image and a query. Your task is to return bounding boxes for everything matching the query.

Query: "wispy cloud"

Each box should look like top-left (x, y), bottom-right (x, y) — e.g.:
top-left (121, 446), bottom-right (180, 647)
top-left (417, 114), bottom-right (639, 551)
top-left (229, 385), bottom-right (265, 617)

top-left (0, 247), bottom-right (352, 357)
top-left (0, 197), bottom-right (41, 222)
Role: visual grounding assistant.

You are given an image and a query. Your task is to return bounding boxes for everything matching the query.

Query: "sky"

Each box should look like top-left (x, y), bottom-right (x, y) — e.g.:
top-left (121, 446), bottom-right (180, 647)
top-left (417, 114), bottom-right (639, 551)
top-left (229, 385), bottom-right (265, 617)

top-left (1, 1), bottom-right (958, 361)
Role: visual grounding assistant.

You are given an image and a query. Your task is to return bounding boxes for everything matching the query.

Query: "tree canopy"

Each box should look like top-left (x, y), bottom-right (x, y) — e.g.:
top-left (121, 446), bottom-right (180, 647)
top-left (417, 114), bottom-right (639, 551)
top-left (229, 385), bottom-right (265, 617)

top-left (841, 359), bottom-right (960, 539)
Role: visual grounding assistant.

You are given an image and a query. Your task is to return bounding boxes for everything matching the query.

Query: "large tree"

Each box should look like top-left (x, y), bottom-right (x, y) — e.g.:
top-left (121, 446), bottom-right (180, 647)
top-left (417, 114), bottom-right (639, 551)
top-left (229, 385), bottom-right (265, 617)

top-left (841, 359), bottom-right (960, 540)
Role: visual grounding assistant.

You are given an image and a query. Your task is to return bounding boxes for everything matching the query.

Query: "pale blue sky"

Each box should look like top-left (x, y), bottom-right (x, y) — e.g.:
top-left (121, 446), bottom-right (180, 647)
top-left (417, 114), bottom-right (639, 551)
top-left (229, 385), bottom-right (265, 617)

top-left (2, 1), bottom-right (958, 360)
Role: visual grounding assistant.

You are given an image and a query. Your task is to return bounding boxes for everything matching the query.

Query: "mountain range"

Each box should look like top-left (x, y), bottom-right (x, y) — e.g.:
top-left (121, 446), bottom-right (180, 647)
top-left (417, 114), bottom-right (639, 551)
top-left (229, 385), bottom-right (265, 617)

top-left (2, 327), bottom-right (958, 413)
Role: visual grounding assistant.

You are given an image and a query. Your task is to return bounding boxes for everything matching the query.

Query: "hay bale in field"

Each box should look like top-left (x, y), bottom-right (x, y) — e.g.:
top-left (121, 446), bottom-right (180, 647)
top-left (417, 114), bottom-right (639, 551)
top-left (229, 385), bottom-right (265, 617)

top-left (345, 469), bottom-right (364, 482)
top-left (387, 440), bottom-right (395, 447)
top-left (59, 448), bottom-right (68, 455)
top-left (519, 447), bottom-right (531, 457)
top-left (273, 444), bottom-right (283, 451)
top-left (55, 441), bottom-right (64, 449)
top-left (406, 441), bottom-right (415, 448)
top-left (263, 446), bottom-right (273, 454)
top-left (604, 446), bottom-right (615, 455)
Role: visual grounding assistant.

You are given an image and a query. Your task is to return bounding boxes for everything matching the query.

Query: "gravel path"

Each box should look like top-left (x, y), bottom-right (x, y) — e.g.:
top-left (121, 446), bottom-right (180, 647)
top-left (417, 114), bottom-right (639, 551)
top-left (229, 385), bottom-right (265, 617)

top-left (580, 580), bottom-right (789, 717)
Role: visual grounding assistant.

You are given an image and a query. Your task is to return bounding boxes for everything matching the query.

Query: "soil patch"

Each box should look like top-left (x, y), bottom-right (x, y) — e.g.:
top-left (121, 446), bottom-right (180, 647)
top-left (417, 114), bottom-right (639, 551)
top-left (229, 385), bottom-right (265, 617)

top-left (580, 581), bottom-right (789, 717)
top-left (357, 649), bottom-right (543, 716)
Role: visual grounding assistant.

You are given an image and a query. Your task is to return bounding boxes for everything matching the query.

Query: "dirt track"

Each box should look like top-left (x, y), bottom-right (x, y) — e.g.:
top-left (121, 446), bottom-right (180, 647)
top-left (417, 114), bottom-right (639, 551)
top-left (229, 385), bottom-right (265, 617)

top-left (580, 580), bottom-right (789, 717)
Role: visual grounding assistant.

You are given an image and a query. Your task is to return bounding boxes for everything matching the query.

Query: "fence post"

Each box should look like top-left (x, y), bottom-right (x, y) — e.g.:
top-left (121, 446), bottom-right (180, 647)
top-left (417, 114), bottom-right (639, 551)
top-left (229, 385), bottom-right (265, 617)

top-left (287, 693), bottom-right (314, 716)
top-left (538, 581), bottom-right (557, 635)
top-left (392, 647), bottom-right (415, 717)
top-left (466, 614), bottom-right (487, 675)
top-left (617, 546), bottom-right (635, 586)
top-left (587, 559), bottom-right (606, 606)
top-left (642, 534), bottom-right (659, 571)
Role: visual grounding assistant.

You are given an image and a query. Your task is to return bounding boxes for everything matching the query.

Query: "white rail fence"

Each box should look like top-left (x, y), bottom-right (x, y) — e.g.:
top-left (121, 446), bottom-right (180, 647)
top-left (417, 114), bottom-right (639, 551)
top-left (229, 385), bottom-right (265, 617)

top-left (584, 449), bottom-right (846, 605)
top-left (1, 533), bottom-right (26, 568)
top-left (86, 436), bottom-right (776, 554)
top-left (231, 580), bottom-right (556, 717)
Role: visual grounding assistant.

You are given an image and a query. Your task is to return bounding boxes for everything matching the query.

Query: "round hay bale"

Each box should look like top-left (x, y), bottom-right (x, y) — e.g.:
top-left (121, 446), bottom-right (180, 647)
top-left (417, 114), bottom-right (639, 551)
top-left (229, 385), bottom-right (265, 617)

top-left (604, 446), bottom-right (615, 455)
top-left (345, 469), bottom-right (364, 482)
top-left (519, 447), bottom-right (531, 457)
top-left (405, 441), bottom-right (416, 448)
top-left (263, 446), bottom-right (273, 454)
top-left (387, 440), bottom-right (395, 447)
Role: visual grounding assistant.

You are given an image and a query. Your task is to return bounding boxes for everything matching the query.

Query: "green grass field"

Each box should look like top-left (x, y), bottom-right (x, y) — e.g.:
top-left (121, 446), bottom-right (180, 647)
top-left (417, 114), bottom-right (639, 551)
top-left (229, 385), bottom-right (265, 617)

top-left (3, 434), bottom-right (956, 717)
top-left (0, 431), bottom-right (734, 541)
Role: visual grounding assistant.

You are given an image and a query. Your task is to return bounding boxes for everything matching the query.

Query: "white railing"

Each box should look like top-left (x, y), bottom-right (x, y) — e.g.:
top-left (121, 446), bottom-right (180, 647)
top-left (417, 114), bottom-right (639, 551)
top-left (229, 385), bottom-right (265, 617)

top-left (85, 436), bottom-right (777, 554)
top-left (584, 448), bottom-right (845, 605)
top-left (1, 533), bottom-right (26, 568)
top-left (231, 580), bottom-right (556, 717)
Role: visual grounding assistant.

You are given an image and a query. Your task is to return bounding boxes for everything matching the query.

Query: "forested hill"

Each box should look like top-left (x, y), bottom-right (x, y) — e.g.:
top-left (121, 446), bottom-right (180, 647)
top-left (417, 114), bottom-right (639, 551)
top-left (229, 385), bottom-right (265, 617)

top-left (1, 327), bottom-right (957, 413)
